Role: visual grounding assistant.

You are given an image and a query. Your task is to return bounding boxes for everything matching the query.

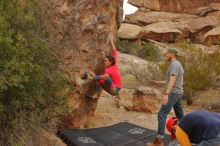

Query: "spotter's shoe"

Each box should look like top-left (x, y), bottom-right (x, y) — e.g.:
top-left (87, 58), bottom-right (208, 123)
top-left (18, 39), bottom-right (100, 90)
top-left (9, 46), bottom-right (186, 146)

top-left (146, 137), bottom-right (164, 146)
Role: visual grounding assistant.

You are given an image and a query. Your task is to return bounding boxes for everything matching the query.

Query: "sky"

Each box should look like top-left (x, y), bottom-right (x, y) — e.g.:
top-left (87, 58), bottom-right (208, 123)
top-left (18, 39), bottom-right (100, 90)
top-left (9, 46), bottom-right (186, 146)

top-left (123, 0), bottom-right (138, 19)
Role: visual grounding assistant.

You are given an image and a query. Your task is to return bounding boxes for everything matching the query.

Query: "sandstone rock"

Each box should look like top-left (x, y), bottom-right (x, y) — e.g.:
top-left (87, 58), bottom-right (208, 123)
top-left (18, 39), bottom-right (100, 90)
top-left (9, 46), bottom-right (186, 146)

top-left (140, 21), bottom-right (190, 42)
top-left (188, 16), bottom-right (220, 33)
top-left (117, 0), bottom-right (124, 29)
top-left (208, 10), bottom-right (220, 17)
top-left (135, 86), bottom-right (161, 99)
top-left (203, 26), bottom-right (220, 45)
top-left (119, 106), bottom-right (127, 112)
top-left (123, 1), bottom-right (220, 44)
top-left (117, 23), bottom-right (142, 39)
top-left (209, 3), bottom-right (220, 10)
top-left (118, 51), bottom-right (151, 76)
top-left (124, 11), bottom-right (198, 26)
top-left (138, 7), bottom-right (151, 13)
top-left (188, 16), bottom-right (220, 43)
top-left (192, 5), bottom-right (216, 16)
top-left (192, 3), bottom-right (220, 16)
top-left (43, 0), bottom-right (123, 128)
top-left (127, 0), bottom-right (144, 8)
top-left (141, 30), bottom-right (181, 43)
top-left (119, 88), bottom-right (134, 110)
top-left (159, 0), bottom-right (220, 14)
top-left (119, 86), bottom-right (161, 113)
top-left (128, 0), bottom-right (160, 11)
top-left (128, 0), bottom-right (220, 14)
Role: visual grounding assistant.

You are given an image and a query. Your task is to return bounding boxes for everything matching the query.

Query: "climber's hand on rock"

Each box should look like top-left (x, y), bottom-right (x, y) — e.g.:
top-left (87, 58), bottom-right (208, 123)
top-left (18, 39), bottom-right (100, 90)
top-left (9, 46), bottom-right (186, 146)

top-left (88, 69), bottom-right (95, 76)
top-left (88, 76), bottom-right (93, 80)
top-left (108, 34), bottom-right (114, 45)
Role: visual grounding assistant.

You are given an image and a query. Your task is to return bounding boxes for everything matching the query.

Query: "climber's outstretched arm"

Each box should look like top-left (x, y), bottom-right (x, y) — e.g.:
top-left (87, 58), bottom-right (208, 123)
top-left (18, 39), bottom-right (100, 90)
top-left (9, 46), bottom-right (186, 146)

top-left (109, 38), bottom-right (116, 51)
top-left (109, 35), bottom-right (117, 61)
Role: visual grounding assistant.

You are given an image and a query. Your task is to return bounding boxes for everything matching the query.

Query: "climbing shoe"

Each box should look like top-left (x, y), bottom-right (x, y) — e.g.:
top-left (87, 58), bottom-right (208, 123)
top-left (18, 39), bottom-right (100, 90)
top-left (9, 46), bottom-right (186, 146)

top-left (85, 94), bottom-right (97, 101)
top-left (81, 72), bottom-right (88, 80)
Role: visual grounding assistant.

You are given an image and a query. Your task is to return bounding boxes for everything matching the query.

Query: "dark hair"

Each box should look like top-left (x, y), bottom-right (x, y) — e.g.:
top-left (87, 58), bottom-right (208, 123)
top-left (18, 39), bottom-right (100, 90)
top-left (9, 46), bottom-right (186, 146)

top-left (106, 56), bottom-right (115, 66)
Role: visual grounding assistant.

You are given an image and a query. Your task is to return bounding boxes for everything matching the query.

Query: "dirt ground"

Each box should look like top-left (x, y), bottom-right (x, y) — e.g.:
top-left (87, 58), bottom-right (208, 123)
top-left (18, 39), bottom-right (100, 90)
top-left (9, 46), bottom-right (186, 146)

top-left (52, 88), bottom-right (219, 146)
top-left (87, 88), bottom-right (220, 133)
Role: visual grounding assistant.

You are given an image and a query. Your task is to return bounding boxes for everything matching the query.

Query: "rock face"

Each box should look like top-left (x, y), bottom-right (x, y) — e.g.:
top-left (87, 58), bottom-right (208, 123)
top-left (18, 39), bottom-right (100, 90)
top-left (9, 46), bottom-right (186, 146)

top-left (117, 23), bottom-right (142, 39)
top-left (140, 22), bottom-right (185, 42)
top-left (42, 0), bottom-right (123, 128)
top-left (128, 0), bottom-right (160, 11)
top-left (203, 26), bottom-right (220, 44)
top-left (123, 11), bottom-right (198, 26)
top-left (119, 0), bottom-right (220, 44)
top-left (128, 0), bottom-right (220, 14)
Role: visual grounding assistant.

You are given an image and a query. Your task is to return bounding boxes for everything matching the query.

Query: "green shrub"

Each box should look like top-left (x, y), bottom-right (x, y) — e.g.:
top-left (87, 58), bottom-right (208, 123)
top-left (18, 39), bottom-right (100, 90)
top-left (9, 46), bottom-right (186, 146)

top-left (137, 42), bottom-right (161, 61)
top-left (0, 0), bottom-right (70, 145)
top-left (116, 38), bottom-right (139, 54)
top-left (116, 38), bottom-right (160, 61)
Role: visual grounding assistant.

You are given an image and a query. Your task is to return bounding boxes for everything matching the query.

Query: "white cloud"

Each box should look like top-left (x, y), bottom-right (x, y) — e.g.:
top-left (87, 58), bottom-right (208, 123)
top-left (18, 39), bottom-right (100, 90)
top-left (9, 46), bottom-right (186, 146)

top-left (123, 0), bottom-right (138, 19)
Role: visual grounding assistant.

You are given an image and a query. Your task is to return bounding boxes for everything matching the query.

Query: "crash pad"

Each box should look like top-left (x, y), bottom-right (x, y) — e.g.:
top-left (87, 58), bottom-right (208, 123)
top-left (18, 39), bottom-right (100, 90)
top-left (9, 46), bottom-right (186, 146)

top-left (58, 122), bottom-right (171, 146)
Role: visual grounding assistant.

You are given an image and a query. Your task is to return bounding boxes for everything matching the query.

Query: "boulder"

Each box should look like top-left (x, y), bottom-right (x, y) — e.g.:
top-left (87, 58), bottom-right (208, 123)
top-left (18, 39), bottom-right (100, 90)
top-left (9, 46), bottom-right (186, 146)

top-left (188, 16), bottom-right (220, 43)
top-left (117, 23), bottom-right (142, 39)
top-left (127, 0), bottom-right (144, 8)
top-left (123, 0), bottom-right (220, 44)
top-left (140, 22), bottom-right (184, 42)
top-left (138, 7), bottom-right (151, 13)
top-left (208, 10), bottom-right (220, 17)
top-left (188, 16), bottom-right (220, 33)
top-left (192, 3), bottom-right (220, 16)
top-left (124, 11), bottom-right (198, 26)
top-left (141, 26), bottom-right (182, 42)
top-left (43, 0), bottom-right (123, 128)
top-left (160, 0), bottom-right (220, 14)
top-left (203, 26), bottom-right (220, 45)
top-left (128, 0), bottom-right (220, 14)
top-left (119, 86), bottom-right (162, 113)
top-left (192, 6), bottom-right (216, 16)
top-left (209, 3), bottom-right (220, 10)
top-left (119, 88), bottom-right (134, 110)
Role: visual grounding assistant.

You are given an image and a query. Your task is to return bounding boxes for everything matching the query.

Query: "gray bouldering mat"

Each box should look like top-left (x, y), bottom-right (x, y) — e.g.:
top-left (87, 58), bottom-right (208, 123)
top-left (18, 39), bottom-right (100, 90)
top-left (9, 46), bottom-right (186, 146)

top-left (58, 122), bottom-right (171, 146)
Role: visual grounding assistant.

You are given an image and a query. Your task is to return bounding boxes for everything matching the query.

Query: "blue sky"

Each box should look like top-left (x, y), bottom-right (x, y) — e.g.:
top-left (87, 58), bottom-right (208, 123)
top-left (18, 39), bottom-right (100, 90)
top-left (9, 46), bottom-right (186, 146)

top-left (123, 0), bottom-right (138, 19)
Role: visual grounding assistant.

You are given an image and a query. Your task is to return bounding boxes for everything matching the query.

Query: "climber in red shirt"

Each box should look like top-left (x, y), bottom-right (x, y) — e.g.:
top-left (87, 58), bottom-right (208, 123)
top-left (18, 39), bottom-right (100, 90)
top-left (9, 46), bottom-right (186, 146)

top-left (82, 36), bottom-right (122, 99)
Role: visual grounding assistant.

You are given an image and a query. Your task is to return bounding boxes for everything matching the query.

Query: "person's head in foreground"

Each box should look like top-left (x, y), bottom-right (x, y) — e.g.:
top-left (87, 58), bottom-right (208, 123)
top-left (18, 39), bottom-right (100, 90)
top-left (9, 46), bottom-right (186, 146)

top-left (166, 111), bottom-right (220, 146)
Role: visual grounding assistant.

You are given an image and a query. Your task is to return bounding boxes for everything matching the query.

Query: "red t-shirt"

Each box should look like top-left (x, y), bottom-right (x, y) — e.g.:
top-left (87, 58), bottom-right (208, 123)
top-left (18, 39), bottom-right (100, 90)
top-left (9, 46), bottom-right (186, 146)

top-left (104, 49), bottom-right (122, 89)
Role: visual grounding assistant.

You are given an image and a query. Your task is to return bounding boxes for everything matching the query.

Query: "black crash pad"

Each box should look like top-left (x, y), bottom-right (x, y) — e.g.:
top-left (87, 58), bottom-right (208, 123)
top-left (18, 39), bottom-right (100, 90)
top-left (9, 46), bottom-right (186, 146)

top-left (58, 122), bottom-right (171, 146)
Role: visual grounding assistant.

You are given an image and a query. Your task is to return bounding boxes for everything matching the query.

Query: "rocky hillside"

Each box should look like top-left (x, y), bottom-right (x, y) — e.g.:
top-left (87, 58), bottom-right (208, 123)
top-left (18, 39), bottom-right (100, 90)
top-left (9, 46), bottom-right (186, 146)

top-left (118, 0), bottom-right (220, 44)
top-left (42, 0), bottom-right (123, 128)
